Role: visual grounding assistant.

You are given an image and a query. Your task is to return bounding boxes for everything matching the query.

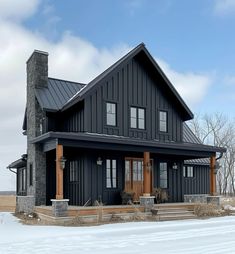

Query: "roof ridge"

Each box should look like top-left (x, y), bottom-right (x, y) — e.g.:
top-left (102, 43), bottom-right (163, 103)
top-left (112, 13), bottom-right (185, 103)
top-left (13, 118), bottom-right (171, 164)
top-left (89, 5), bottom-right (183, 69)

top-left (48, 77), bottom-right (86, 86)
top-left (62, 43), bottom-right (145, 110)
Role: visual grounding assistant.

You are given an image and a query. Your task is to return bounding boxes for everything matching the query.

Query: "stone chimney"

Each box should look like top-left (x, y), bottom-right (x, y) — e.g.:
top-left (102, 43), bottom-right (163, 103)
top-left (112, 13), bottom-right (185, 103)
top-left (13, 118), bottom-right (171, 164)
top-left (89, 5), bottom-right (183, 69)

top-left (26, 50), bottom-right (48, 206)
top-left (26, 50), bottom-right (48, 89)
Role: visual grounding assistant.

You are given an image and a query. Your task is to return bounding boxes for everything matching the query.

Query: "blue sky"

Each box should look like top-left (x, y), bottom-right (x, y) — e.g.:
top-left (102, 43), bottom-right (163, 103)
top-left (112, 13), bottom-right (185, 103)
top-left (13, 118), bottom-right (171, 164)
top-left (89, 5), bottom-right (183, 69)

top-left (0, 0), bottom-right (235, 190)
top-left (23, 0), bottom-right (235, 114)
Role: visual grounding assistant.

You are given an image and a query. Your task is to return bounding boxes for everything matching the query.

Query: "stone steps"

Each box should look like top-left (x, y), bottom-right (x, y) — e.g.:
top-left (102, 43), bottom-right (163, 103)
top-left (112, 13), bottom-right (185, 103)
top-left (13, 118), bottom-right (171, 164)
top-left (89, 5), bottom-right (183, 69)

top-left (151, 204), bottom-right (197, 221)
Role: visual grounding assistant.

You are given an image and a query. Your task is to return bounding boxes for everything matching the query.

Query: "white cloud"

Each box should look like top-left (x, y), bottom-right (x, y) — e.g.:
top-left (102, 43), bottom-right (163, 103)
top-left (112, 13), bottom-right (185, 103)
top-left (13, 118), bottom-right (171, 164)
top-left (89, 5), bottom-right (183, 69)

top-left (213, 0), bottom-right (235, 15)
top-left (155, 58), bottom-right (213, 108)
top-left (0, 0), bottom-right (40, 21)
top-left (0, 0), bottom-right (213, 190)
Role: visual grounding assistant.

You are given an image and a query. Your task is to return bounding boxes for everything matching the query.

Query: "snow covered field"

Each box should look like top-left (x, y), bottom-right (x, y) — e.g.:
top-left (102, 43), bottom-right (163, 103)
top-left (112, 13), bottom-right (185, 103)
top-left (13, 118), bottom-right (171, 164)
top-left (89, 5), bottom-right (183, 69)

top-left (1, 212), bottom-right (235, 254)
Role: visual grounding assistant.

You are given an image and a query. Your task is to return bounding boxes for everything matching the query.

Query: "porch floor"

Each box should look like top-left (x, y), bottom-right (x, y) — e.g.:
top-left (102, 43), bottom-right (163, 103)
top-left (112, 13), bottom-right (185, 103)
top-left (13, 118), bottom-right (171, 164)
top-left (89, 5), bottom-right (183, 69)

top-left (35, 202), bottom-right (197, 220)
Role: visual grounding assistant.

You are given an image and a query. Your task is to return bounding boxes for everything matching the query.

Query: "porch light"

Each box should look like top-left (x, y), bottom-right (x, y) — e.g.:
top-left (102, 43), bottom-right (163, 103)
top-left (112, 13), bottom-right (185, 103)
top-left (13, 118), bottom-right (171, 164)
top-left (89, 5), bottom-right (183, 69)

top-left (59, 156), bottom-right (67, 170)
top-left (97, 157), bottom-right (103, 166)
top-left (172, 163), bottom-right (178, 170)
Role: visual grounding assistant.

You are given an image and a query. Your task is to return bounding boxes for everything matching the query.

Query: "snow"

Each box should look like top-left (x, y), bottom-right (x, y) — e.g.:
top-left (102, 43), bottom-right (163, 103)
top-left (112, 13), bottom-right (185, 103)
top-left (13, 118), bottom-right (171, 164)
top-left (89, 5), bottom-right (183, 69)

top-left (1, 212), bottom-right (235, 253)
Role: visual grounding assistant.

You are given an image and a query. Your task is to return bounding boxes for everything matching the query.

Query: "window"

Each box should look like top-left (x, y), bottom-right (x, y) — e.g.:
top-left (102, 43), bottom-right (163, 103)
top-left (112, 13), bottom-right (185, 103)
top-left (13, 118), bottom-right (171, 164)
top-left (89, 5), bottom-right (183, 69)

top-left (159, 111), bottom-right (167, 132)
top-left (183, 166), bottom-right (194, 178)
top-left (132, 160), bottom-right (143, 181)
top-left (130, 107), bottom-right (145, 129)
top-left (29, 163), bottom-right (33, 186)
top-left (106, 159), bottom-right (117, 188)
top-left (69, 161), bottom-right (79, 182)
top-left (160, 162), bottom-right (168, 188)
top-left (106, 102), bottom-right (116, 126)
top-left (17, 167), bottom-right (26, 196)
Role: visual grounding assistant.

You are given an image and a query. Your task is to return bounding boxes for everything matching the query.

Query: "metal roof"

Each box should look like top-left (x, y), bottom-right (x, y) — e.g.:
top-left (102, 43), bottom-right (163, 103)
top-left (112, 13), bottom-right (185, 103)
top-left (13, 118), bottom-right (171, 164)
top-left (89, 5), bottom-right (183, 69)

top-left (184, 158), bottom-right (210, 165)
top-left (183, 123), bottom-right (210, 165)
top-left (35, 78), bottom-right (85, 111)
top-left (61, 43), bottom-right (194, 120)
top-left (7, 158), bottom-right (26, 169)
top-left (183, 123), bottom-right (202, 144)
top-left (31, 131), bottom-right (226, 156)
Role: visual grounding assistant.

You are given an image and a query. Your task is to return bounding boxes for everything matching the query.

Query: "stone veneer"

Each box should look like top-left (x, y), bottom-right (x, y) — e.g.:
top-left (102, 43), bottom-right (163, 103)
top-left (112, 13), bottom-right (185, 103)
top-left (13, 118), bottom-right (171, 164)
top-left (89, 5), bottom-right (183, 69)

top-left (26, 50), bottom-right (48, 206)
top-left (139, 196), bottom-right (155, 212)
top-left (51, 199), bottom-right (69, 217)
top-left (184, 194), bottom-right (221, 207)
top-left (17, 50), bottom-right (49, 212)
top-left (16, 196), bottom-right (35, 213)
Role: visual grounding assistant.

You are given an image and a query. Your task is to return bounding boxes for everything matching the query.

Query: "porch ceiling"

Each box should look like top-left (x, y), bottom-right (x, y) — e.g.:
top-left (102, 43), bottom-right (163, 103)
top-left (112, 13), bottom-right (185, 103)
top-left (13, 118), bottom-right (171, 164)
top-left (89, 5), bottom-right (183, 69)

top-left (31, 132), bottom-right (226, 160)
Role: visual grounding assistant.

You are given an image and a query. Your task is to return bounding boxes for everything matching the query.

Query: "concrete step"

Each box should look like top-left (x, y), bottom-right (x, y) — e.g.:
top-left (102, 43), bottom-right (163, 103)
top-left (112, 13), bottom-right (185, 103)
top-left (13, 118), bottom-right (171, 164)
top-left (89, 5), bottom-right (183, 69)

top-left (157, 213), bottom-right (196, 221)
top-left (157, 210), bottom-right (194, 216)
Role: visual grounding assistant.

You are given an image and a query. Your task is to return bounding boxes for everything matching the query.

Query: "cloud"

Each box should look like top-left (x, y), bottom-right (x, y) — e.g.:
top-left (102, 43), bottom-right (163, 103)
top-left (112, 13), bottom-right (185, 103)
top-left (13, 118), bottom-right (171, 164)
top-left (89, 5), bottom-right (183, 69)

top-left (213, 0), bottom-right (235, 15)
top-left (0, 0), bottom-right (40, 21)
top-left (0, 0), bottom-right (213, 190)
top-left (155, 58), bottom-right (213, 108)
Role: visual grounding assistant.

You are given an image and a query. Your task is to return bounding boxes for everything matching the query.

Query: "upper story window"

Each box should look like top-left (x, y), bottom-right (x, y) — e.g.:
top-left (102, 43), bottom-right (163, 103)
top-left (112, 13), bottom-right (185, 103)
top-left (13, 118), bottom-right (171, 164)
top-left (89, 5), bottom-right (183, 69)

top-left (159, 111), bottom-right (167, 132)
top-left (106, 102), bottom-right (116, 126)
top-left (183, 166), bottom-right (194, 178)
top-left (130, 107), bottom-right (145, 129)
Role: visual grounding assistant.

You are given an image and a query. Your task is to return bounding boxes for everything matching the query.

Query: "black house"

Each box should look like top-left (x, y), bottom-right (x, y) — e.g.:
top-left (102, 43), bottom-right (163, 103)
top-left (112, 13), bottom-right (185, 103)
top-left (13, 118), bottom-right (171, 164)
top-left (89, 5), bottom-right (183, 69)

top-left (8, 43), bottom-right (225, 213)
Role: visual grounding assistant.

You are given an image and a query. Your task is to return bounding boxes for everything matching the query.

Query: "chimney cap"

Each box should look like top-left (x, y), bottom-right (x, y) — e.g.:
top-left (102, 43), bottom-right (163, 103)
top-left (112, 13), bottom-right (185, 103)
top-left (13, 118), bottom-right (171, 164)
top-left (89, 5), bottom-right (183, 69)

top-left (26, 49), bottom-right (49, 64)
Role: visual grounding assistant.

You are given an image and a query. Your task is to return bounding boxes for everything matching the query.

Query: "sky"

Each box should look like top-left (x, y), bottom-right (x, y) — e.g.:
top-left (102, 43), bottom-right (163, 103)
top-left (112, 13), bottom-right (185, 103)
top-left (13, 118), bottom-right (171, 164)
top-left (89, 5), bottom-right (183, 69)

top-left (0, 0), bottom-right (235, 190)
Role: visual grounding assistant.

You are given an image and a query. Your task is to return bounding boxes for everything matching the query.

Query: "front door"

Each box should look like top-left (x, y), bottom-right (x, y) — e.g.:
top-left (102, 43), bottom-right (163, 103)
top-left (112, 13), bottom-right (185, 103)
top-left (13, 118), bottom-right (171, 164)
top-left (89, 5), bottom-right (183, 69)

top-left (125, 158), bottom-right (153, 201)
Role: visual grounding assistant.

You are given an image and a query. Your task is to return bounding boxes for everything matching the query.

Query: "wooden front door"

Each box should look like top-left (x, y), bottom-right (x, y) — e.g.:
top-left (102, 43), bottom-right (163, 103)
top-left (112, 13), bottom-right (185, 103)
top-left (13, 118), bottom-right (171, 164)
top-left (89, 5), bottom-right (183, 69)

top-left (125, 158), bottom-right (153, 201)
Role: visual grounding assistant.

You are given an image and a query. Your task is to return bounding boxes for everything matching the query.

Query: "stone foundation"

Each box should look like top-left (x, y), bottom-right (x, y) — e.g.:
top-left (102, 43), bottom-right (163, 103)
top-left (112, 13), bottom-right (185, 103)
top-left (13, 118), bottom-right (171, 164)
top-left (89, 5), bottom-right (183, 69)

top-left (139, 196), bottom-right (155, 212)
top-left (16, 196), bottom-right (35, 213)
top-left (51, 199), bottom-right (69, 217)
top-left (184, 194), bottom-right (221, 207)
top-left (184, 194), bottom-right (208, 203)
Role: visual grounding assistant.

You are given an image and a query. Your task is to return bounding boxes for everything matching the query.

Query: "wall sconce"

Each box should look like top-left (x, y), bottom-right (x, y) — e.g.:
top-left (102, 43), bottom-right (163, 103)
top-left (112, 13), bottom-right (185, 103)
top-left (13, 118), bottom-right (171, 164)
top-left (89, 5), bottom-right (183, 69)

top-left (59, 156), bottom-right (67, 170)
top-left (172, 162), bottom-right (178, 170)
top-left (97, 157), bottom-right (103, 166)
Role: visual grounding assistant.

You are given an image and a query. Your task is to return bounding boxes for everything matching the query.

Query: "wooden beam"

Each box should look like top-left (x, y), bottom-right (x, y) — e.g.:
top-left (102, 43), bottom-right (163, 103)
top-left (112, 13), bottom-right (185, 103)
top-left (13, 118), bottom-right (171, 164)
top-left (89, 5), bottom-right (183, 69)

top-left (210, 155), bottom-right (216, 196)
top-left (143, 152), bottom-right (151, 196)
top-left (56, 144), bottom-right (64, 199)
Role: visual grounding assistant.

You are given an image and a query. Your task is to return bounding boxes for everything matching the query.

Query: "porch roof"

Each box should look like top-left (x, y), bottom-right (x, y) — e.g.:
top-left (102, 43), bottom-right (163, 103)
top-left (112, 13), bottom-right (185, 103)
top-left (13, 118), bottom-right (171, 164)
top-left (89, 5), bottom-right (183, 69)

top-left (31, 132), bottom-right (226, 159)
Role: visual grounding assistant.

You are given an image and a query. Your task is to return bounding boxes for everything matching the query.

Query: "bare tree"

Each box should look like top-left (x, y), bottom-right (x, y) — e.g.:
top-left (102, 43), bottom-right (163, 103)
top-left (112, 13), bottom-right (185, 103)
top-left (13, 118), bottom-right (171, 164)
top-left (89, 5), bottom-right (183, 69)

top-left (188, 112), bottom-right (235, 195)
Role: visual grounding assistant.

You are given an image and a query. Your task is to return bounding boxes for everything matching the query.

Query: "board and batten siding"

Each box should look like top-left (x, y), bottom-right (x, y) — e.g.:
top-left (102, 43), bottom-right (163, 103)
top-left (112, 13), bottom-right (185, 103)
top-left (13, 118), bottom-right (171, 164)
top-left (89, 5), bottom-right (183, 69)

top-left (184, 165), bottom-right (210, 195)
top-left (84, 57), bottom-right (183, 142)
top-left (62, 102), bottom-right (85, 132)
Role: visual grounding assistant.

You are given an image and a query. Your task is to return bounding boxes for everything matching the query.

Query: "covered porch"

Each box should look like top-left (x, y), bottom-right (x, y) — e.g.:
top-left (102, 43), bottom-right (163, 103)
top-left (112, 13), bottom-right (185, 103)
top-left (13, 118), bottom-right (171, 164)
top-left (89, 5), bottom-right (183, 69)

top-left (31, 131), bottom-right (225, 216)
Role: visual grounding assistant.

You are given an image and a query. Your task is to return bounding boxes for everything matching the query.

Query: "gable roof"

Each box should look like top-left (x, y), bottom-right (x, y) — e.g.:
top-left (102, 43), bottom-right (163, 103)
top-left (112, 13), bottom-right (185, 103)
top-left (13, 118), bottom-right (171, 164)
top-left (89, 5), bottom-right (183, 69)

top-left (35, 77), bottom-right (85, 111)
top-left (61, 43), bottom-right (194, 120)
top-left (183, 123), bottom-right (210, 165)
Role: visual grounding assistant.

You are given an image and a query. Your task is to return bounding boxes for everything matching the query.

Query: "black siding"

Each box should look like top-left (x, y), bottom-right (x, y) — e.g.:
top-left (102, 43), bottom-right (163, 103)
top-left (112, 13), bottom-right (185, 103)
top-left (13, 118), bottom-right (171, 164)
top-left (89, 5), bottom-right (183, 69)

top-left (63, 149), bottom-right (124, 206)
top-left (84, 57), bottom-right (183, 141)
top-left (184, 165), bottom-right (210, 194)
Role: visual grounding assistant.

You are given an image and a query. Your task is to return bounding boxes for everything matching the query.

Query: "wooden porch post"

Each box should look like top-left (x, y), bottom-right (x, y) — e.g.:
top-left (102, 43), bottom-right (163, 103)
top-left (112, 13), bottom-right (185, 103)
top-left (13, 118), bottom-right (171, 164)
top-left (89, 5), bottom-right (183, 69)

top-left (56, 144), bottom-right (64, 199)
top-left (210, 154), bottom-right (216, 196)
top-left (143, 152), bottom-right (151, 196)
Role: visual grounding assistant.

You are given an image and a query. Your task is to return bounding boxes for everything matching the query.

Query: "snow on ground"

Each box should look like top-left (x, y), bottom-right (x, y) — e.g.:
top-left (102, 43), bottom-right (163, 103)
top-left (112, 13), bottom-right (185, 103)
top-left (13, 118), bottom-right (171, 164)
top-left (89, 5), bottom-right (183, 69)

top-left (1, 213), bottom-right (235, 254)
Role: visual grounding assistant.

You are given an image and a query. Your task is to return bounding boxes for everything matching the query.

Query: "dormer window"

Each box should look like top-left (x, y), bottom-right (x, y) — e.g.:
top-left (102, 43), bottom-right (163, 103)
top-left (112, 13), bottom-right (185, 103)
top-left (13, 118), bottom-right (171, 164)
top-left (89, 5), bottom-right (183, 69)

top-left (130, 107), bottom-right (145, 129)
top-left (106, 102), bottom-right (116, 126)
top-left (159, 111), bottom-right (167, 132)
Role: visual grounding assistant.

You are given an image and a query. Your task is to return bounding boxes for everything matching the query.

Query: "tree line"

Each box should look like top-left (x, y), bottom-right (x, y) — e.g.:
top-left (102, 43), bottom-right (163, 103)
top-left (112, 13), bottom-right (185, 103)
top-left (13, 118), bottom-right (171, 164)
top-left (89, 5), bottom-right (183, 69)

top-left (189, 112), bottom-right (235, 195)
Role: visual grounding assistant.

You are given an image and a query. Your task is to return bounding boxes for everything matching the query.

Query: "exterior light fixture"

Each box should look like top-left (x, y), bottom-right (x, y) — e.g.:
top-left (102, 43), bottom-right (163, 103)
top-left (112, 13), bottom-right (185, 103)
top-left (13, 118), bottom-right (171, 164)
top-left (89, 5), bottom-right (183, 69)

top-left (59, 156), bottom-right (67, 170)
top-left (97, 157), bottom-right (103, 166)
top-left (172, 163), bottom-right (178, 170)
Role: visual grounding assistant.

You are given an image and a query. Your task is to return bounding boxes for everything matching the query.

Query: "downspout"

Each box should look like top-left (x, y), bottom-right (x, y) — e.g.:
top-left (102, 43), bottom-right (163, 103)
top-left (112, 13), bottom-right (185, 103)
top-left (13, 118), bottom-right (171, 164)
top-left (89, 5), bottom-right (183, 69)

top-left (7, 167), bottom-right (17, 174)
top-left (216, 152), bottom-right (224, 161)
